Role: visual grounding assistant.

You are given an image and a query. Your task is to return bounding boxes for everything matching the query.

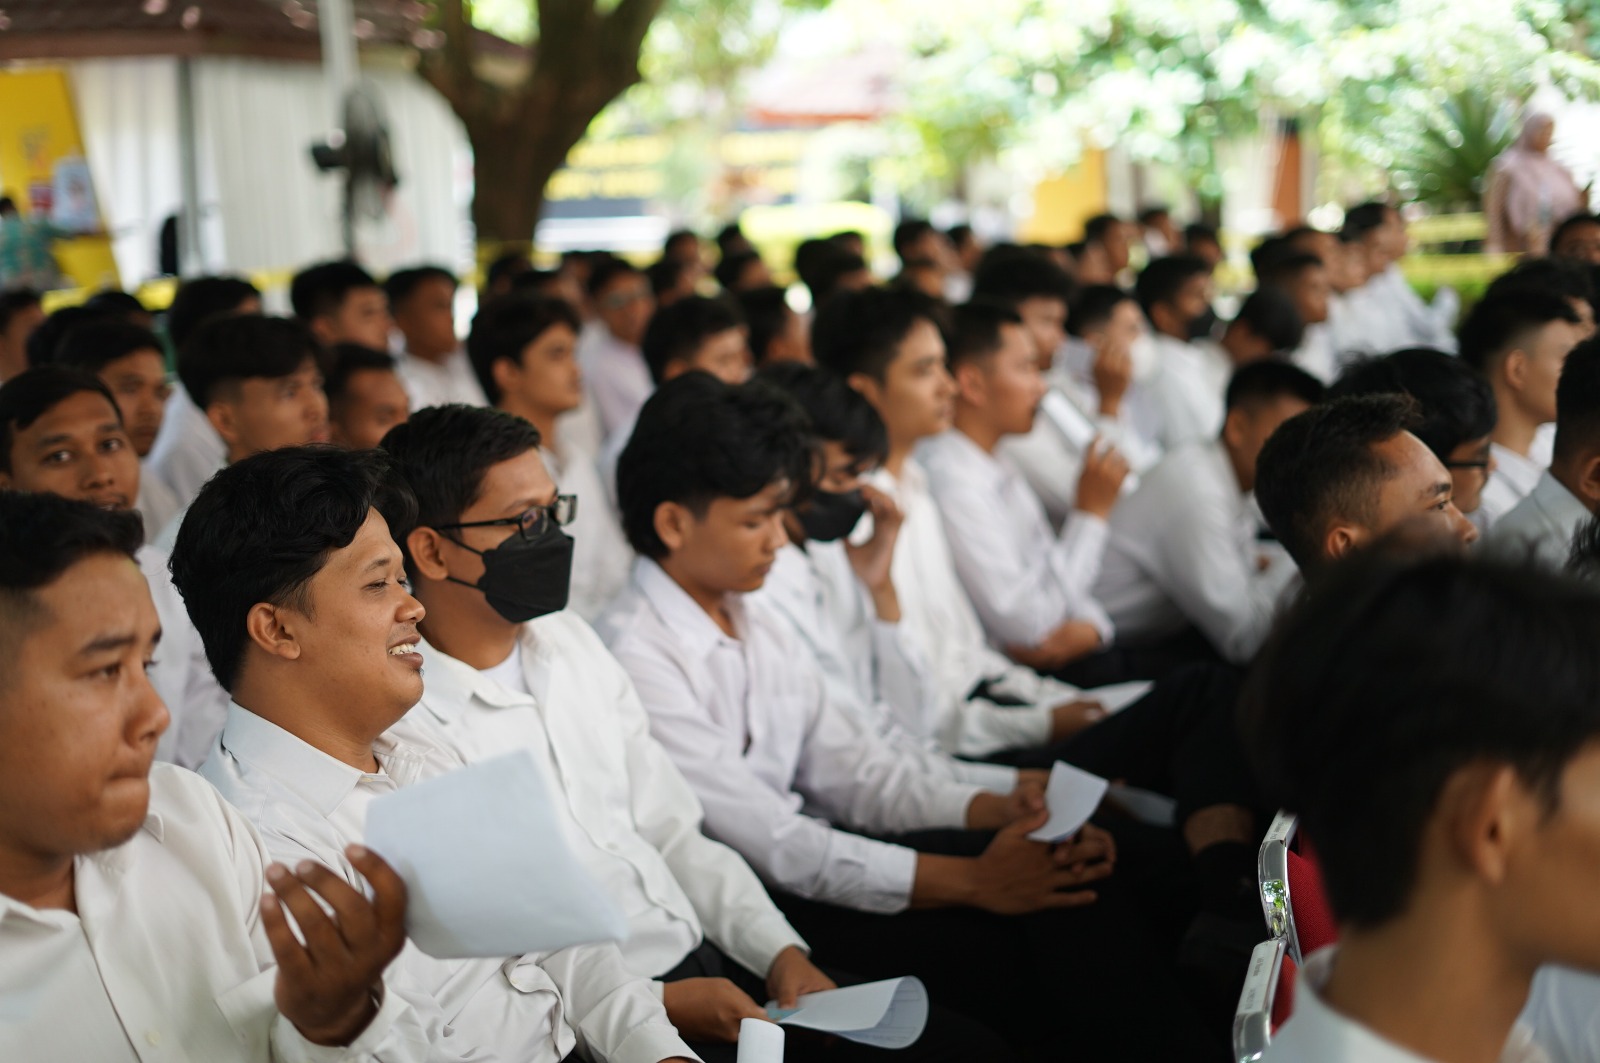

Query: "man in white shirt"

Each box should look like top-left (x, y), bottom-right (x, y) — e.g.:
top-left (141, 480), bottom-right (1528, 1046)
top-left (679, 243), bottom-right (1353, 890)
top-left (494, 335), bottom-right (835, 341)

top-left (1339, 203), bottom-right (1458, 355)
top-left (1243, 553), bottom-right (1600, 1063)
top-left (385, 266), bottom-right (488, 410)
top-left (292, 259), bottom-right (394, 353)
top-left (1096, 361), bottom-right (1322, 665)
top-left (326, 345), bottom-right (412, 451)
top-left (172, 445), bottom-right (699, 1063)
top-left (580, 258), bottom-right (657, 442)
top-left (468, 295), bottom-right (632, 619)
top-left (0, 367), bottom-right (228, 767)
top-left (1461, 289), bottom-right (1588, 528)
top-left (0, 490), bottom-right (466, 1062)
top-left (379, 401), bottom-right (1004, 1060)
top-left (1487, 338), bottom-right (1600, 567)
top-left (919, 300), bottom-right (1127, 673)
top-left (1136, 254), bottom-right (1232, 448)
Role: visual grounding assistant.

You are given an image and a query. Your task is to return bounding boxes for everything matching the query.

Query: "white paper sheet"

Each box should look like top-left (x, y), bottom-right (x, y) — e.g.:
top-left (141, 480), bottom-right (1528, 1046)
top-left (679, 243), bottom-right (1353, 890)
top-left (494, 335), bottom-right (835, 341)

top-left (364, 750), bottom-right (628, 959)
top-left (1027, 761), bottom-right (1110, 843)
top-left (1084, 679), bottom-right (1154, 715)
top-left (766, 977), bottom-right (928, 1050)
top-left (736, 1017), bottom-right (786, 1063)
top-left (1105, 782), bottom-right (1178, 827)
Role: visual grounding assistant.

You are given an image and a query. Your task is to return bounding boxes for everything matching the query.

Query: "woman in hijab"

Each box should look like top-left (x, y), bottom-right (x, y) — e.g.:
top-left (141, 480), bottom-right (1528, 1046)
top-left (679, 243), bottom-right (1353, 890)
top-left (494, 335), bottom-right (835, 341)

top-left (1485, 111), bottom-right (1587, 255)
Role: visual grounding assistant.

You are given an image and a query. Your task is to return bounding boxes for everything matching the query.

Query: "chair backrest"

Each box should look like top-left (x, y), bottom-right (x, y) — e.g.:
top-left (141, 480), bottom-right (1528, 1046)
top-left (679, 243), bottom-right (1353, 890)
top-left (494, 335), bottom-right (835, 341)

top-left (1259, 810), bottom-right (1341, 962)
top-left (1233, 937), bottom-right (1298, 1062)
top-left (1286, 839), bottom-right (1339, 956)
top-left (1258, 810), bottom-right (1301, 959)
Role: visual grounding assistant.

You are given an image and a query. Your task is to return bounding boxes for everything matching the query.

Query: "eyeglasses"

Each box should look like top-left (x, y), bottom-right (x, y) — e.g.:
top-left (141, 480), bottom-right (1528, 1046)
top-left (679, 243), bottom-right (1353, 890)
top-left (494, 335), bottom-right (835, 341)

top-left (437, 496), bottom-right (578, 541)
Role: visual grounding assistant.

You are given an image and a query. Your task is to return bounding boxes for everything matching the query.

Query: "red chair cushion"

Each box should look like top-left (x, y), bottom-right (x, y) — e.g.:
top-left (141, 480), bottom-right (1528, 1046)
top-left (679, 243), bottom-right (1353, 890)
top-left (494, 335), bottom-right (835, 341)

top-left (1287, 846), bottom-right (1339, 955)
top-left (1270, 954), bottom-right (1298, 1031)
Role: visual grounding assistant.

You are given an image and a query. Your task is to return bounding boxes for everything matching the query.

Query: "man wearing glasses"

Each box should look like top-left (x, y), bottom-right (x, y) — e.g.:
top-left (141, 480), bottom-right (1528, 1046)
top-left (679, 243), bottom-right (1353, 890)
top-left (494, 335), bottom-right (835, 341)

top-left (580, 257), bottom-right (658, 442)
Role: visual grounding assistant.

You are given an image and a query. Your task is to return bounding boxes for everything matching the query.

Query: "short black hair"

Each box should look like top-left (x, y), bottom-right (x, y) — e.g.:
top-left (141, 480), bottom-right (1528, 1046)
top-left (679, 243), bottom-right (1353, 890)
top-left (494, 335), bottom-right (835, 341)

top-left (290, 260), bottom-right (380, 321)
top-left (0, 287), bottom-right (41, 334)
top-left (53, 320), bottom-right (165, 375)
top-left (1569, 513), bottom-right (1600, 581)
top-left (586, 255), bottom-right (642, 298)
top-left (26, 306), bottom-right (113, 368)
top-left (792, 238), bottom-right (835, 293)
top-left (971, 247), bottom-right (1074, 306)
top-left (1331, 349), bottom-right (1497, 462)
top-left (83, 289), bottom-right (148, 319)
top-left (616, 374), bottom-right (812, 559)
top-left (1249, 235), bottom-right (1294, 280)
top-left (169, 445), bottom-right (409, 692)
top-left (324, 344), bottom-right (398, 408)
top-left (0, 366), bottom-right (122, 474)
top-left (1067, 285), bottom-right (1136, 338)
top-left (947, 223), bottom-right (975, 247)
top-left (466, 294), bottom-right (581, 404)
top-left (1551, 213), bottom-right (1600, 257)
top-left (1255, 394), bottom-right (1420, 570)
top-left (946, 299), bottom-right (1026, 370)
top-left (1231, 287), bottom-right (1305, 353)
top-left (736, 286), bottom-right (794, 366)
top-left (483, 251), bottom-right (531, 292)
top-left (757, 362), bottom-right (887, 467)
top-left (1484, 257), bottom-right (1595, 307)
top-left (893, 219), bottom-right (936, 261)
top-left (1341, 201), bottom-right (1392, 242)
top-left (715, 222), bottom-right (746, 251)
top-left (648, 256), bottom-right (692, 298)
top-left (1184, 223), bottom-right (1220, 248)
top-left (1083, 213), bottom-right (1123, 245)
top-left (804, 246), bottom-right (869, 309)
top-left (1241, 552), bottom-right (1600, 928)
top-left (713, 250), bottom-right (764, 293)
top-left (176, 315), bottom-right (325, 409)
top-left (640, 295), bottom-right (745, 385)
top-left (812, 286), bottom-right (944, 383)
top-left (377, 404), bottom-right (541, 571)
top-left (1224, 359), bottom-right (1324, 413)
top-left (384, 265), bottom-right (457, 308)
top-left (1135, 255), bottom-right (1211, 318)
top-left (1555, 337), bottom-right (1600, 463)
top-left (1137, 205), bottom-right (1170, 225)
top-left (164, 276), bottom-right (259, 351)
top-left (664, 229), bottom-right (699, 258)
top-left (1458, 290), bottom-right (1581, 373)
top-left (1257, 250), bottom-right (1326, 289)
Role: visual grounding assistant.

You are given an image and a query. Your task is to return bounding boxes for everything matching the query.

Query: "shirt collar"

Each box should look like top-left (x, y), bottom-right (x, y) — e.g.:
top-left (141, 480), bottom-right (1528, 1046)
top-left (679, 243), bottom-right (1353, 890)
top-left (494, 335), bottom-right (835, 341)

top-left (1531, 470), bottom-right (1592, 530)
top-left (632, 556), bottom-right (743, 664)
top-left (219, 702), bottom-right (405, 818)
top-left (414, 633), bottom-right (539, 726)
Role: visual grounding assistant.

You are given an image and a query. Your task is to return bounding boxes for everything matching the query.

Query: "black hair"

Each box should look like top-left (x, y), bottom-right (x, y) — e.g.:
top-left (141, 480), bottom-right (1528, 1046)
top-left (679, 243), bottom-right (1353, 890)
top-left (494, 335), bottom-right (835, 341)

top-left (1137, 205), bottom-right (1170, 225)
top-left (812, 286), bottom-right (944, 383)
top-left (1249, 235), bottom-right (1295, 280)
top-left (53, 320), bottom-right (165, 375)
top-left (757, 362), bottom-right (887, 467)
top-left (616, 374), bottom-right (813, 559)
top-left (1257, 250), bottom-right (1326, 289)
top-left (176, 315), bottom-right (325, 409)
top-left (664, 229), bottom-right (700, 259)
top-left (1551, 213), bottom-right (1600, 258)
top-left (0, 491), bottom-right (144, 648)
top-left (83, 290), bottom-right (148, 319)
top-left (1458, 290), bottom-right (1581, 373)
top-left (715, 222), bottom-right (747, 251)
top-left (736, 286), bottom-right (795, 366)
top-left (26, 306), bottom-right (113, 368)
top-left (793, 238), bottom-right (834, 292)
top-left (1569, 513), bottom-right (1600, 581)
top-left (1331, 349), bottom-right (1497, 462)
top-left (640, 295), bottom-right (745, 385)
top-left (1555, 337), bottom-right (1600, 463)
top-left (946, 299), bottom-right (1026, 369)
top-left (585, 255), bottom-right (642, 299)
top-left (169, 445), bottom-right (410, 692)
top-left (971, 247), bottom-right (1074, 306)
top-left (1341, 201), bottom-right (1393, 242)
top-left (1231, 287), bottom-right (1305, 353)
top-left (648, 257), bottom-right (692, 299)
top-left (1224, 359), bottom-right (1325, 413)
top-left (376, 404), bottom-right (542, 572)
top-left (164, 276), bottom-right (259, 351)
top-left (290, 260), bottom-right (380, 322)
top-left (947, 223), bottom-right (975, 247)
top-left (465, 294), bottom-right (581, 403)
top-left (1067, 284), bottom-right (1136, 338)
top-left (805, 246), bottom-right (869, 309)
top-left (384, 265), bottom-right (457, 308)
top-left (1135, 255), bottom-right (1211, 318)
top-left (0, 287), bottom-right (41, 334)
top-left (714, 250), bottom-right (764, 293)
top-left (1184, 223), bottom-right (1220, 248)
top-left (1255, 394), bottom-right (1421, 570)
top-left (0, 366), bottom-right (122, 474)
top-left (508, 268), bottom-right (568, 299)
top-left (893, 219), bottom-right (936, 261)
top-left (483, 250), bottom-right (532, 292)
top-left (1484, 257), bottom-right (1595, 306)
top-left (1083, 214), bottom-right (1123, 245)
top-left (324, 344), bottom-right (398, 408)
top-left (1241, 552), bottom-right (1600, 928)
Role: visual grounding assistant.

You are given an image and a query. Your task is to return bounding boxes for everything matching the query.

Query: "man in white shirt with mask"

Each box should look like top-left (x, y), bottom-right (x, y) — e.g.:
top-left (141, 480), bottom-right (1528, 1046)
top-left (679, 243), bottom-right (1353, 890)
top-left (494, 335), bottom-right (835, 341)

top-left (0, 490), bottom-right (466, 1063)
top-left (174, 445), bottom-right (699, 1063)
top-left (1244, 553), bottom-right (1598, 1063)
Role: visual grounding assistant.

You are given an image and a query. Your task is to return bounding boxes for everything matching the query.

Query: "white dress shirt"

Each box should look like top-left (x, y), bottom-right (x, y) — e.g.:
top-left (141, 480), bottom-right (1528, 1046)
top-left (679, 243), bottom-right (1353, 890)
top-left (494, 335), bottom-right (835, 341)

top-left (1144, 333), bottom-right (1232, 450)
top-left (543, 442), bottom-right (632, 620)
top-left (1291, 321), bottom-right (1339, 384)
top-left (409, 614), bottom-right (806, 982)
top-left (1265, 947), bottom-right (1546, 1062)
top-left (138, 543), bottom-right (228, 768)
top-left (136, 467), bottom-right (182, 536)
top-left (1094, 441), bottom-right (1298, 663)
top-left (868, 459), bottom-right (1083, 756)
top-left (1484, 470), bottom-right (1592, 569)
top-left (1480, 443), bottom-right (1549, 529)
top-left (201, 704), bottom-right (697, 1063)
top-left (0, 763), bottom-right (463, 1063)
top-left (578, 324), bottom-right (654, 443)
top-left (394, 349), bottom-right (487, 411)
top-left (1523, 965), bottom-right (1600, 1062)
top-left (918, 429), bottom-right (1114, 649)
top-left (595, 558), bottom-right (985, 914)
top-left (147, 388), bottom-right (225, 511)
top-left (755, 541), bottom-right (1018, 792)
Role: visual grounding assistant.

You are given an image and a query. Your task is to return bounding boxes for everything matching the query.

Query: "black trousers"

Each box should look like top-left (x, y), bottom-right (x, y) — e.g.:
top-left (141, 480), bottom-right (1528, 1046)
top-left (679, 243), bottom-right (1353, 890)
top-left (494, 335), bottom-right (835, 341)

top-left (660, 940), bottom-right (1010, 1061)
top-left (1051, 624), bottom-right (1225, 687)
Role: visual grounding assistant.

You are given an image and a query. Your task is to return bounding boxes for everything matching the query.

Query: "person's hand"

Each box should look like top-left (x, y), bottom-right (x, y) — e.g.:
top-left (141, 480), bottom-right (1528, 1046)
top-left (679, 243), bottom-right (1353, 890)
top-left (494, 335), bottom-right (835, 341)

top-left (661, 977), bottom-right (768, 1043)
top-left (1049, 699), bottom-right (1108, 741)
top-left (1005, 619), bottom-right (1103, 672)
top-left (843, 484), bottom-right (904, 595)
top-left (1091, 341), bottom-right (1134, 415)
top-left (1053, 823), bottom-right (1117, 872)
top-left (263, 846), bottom-right (408, 1047)
top-left (1073, 439), bottom-right (1130, 519)
top-left (766, 946), bottom-right (836, 1009)
top-left (966, 812), bottom-right (1113, 914)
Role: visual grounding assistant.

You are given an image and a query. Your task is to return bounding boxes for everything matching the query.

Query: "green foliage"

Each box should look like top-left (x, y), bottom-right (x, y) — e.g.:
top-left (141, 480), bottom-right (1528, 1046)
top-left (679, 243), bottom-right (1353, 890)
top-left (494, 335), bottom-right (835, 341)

top-left (1392, 92), bottom-right (1518, 210)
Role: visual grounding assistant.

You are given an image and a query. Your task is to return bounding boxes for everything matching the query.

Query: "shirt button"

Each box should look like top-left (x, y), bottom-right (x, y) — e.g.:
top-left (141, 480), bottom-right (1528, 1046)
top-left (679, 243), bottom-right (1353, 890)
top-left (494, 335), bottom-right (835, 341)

top-left (145, 1030), bottom-right (162, 1047)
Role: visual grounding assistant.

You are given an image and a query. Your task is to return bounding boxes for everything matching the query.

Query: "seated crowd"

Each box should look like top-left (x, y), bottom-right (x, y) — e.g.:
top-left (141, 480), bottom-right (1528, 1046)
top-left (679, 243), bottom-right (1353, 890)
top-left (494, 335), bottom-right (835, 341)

top-left (6, 203), bottom-right (1600, 1062)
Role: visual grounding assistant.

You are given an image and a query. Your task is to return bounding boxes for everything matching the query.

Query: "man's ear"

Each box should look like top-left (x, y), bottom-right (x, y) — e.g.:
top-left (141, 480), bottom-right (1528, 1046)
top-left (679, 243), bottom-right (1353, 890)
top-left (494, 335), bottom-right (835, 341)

top-left (1504, 349), bottom-right (1530, 392)
top-left (244, 601), bottom-right (303, 663)
top-left (952, 361), bottom-right (987, 408)
top-left (490, 357), bottom-right (520, 402)
top-left (654, 500), bottom-right (694, 555)
top-left (1324, 522), bottom-right (1368, 563)
top-left (309, 317), bottom-right (339, 350)
top-left (1576, 454), bottom-right (1600, 511)
top-left (206, 400), bottom-right (240, 450)
top-left (406, 526), bottom-right (451, 582)
top-left (1442, 762), bottom-right (1528, 888)
top-left (1221, 407), bottom-right (1249, 452)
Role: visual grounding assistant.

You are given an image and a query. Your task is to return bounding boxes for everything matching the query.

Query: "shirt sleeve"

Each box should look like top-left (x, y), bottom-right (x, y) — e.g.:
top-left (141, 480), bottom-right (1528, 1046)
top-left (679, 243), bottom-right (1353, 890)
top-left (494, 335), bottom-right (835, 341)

top-left (535, 941), bottom-right (700, 1063)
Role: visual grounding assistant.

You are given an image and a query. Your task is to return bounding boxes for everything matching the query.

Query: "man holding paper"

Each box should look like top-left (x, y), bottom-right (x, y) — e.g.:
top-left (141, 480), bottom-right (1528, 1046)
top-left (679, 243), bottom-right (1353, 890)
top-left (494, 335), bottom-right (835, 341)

top-left (173, 445), bottom-right (699, 1063)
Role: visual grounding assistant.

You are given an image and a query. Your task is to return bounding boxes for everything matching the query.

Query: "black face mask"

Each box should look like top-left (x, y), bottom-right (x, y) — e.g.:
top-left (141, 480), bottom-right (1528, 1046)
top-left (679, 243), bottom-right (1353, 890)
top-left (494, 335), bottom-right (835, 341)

top-left (448, 523), bottom-right (574, 623)
top-left (799, 488), bottom-right (868, 543)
